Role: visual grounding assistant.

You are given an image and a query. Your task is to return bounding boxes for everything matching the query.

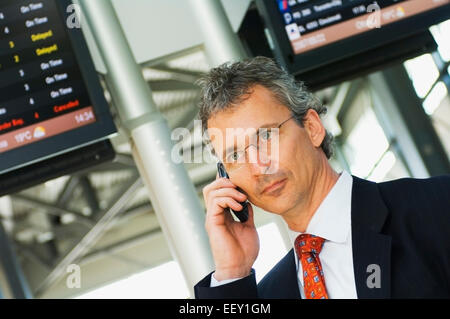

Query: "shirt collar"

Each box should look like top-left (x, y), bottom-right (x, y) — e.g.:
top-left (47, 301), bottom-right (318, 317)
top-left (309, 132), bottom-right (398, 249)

top-left (287, 170), bottom-right (353, 245)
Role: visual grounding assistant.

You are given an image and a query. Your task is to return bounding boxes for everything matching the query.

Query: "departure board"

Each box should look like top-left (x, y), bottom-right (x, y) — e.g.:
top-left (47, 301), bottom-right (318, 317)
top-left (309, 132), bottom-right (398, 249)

top-left (278, 0), bottom-right (449, 55)
top-left (256, 0), bottom-right (450, 76)
top-left (0, 0), bottom-right (116, 174)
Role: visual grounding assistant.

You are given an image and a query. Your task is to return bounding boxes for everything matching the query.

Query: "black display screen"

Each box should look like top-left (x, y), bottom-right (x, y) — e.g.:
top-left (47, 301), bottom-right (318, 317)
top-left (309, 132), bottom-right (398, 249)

top-left (0, 0), bottom-right (116, 174)
top-left (278, 0), bottom-right (448, 54)
top-left (256, 0), bottom-right (450, 75)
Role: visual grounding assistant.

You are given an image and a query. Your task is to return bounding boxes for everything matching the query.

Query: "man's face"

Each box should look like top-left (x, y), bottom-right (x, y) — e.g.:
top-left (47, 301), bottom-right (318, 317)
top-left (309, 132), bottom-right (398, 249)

top-left (207, 85), bottom-right (326, 216)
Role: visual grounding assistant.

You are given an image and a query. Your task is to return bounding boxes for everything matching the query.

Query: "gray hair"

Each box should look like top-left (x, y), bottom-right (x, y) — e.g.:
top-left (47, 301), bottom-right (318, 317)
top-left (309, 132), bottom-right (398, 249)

top-left (197, 56), bottom-right (334, 159)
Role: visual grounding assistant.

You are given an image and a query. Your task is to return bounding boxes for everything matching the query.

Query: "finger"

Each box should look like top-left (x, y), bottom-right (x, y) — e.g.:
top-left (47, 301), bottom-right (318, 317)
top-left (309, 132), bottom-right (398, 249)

top-left (203, 178), bottom-right (237, 199)
top-left (214, 177), bottom-right (236, 188)
top-left (215, 196), bottom-right (243, 212)
top-left (207, 196), bottom-right (243, 218)
top-left (210, 187), bottom-right (247, 202)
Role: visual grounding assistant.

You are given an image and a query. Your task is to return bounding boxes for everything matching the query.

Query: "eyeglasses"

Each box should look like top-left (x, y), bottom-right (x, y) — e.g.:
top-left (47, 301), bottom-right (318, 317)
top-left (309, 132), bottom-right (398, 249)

top-left (222, 115), bottom-right (295, 174)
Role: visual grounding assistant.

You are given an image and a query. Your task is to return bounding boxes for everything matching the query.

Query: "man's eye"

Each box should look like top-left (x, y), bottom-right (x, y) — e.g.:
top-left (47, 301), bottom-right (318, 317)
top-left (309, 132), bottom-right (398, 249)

top-left (259, 129), bottom-right (272, 141)
top-left (231, 152), bottom-right (241, 161)
top-left (226, 152), bottom-right (240, 162)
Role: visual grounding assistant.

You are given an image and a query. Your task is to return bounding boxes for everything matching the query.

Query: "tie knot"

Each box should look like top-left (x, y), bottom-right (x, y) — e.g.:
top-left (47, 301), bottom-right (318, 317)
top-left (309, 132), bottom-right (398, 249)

top-left (294, 234), bottom-right (326, 255)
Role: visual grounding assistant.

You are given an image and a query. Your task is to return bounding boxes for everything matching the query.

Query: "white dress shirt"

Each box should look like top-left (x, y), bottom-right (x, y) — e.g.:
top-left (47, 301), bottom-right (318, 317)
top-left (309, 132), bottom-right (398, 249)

top-left (287, 170), bottom-right (357, 298)
top-left (211, 171), bottom-right (358, 299)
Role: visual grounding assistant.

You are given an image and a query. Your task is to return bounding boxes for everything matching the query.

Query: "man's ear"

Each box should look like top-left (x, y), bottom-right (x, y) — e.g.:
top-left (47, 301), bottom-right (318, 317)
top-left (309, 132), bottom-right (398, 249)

top-left (303, 109), bottom-right (325, 148)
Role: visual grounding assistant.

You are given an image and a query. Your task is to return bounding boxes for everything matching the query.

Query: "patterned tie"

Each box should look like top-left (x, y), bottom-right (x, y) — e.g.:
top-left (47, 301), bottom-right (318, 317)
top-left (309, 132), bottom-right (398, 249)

top-left (294, 234), bottom-right (329, 299)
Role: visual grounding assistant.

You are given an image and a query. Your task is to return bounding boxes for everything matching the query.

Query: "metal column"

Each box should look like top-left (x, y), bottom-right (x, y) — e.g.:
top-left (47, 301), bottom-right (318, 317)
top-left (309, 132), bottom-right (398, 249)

top-left (78, 0), bottom-right (214, 296)
top-left (0, 222), bottom-right (32, 298)
top-left (187, 0), bottom-right (247, 66)
top-left (368, 64), bottom-right (450, 177)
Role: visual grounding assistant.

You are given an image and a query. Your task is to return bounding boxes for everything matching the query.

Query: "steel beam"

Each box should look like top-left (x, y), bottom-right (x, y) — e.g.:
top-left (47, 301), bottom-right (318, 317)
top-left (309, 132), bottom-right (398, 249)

top-left (11, 194), bottom-right (95, 228)
top-left (33, 175), bottom-right (142, 296)
top-left (0, 222), bottom-right (32, 298)
top-left (187, 0), bottom-right (247, 66)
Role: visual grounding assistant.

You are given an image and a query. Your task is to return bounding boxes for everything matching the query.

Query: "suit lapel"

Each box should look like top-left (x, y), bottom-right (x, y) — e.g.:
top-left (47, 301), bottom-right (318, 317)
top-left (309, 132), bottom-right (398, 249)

top-left (351, 176), bottom-right (392, 298)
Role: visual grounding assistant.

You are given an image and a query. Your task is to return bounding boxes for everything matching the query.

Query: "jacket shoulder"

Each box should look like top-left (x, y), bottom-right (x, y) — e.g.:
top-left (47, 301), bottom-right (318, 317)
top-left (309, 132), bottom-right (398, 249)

top-left (377, 174), bottom-right (450, 210)
top-left (376, 175), bottom-right (450, 252)
top-left (378, 174), bottom-right (450, 189)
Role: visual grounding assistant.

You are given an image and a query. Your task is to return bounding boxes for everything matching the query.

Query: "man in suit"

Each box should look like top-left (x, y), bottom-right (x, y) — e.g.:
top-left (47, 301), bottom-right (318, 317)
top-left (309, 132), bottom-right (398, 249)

top-left (194, 56), bottom-right (450, 299)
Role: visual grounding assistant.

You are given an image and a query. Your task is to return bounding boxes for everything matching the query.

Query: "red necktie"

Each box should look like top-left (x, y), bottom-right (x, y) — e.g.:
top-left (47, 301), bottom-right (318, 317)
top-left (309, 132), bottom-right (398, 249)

top-left (294, 234), bottom-right (329, 299)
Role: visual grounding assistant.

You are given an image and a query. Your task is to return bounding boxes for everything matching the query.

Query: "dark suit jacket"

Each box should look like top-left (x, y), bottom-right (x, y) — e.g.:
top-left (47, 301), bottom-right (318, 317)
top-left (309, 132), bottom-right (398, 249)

top-left (194, 175), bottom-right (450, 299)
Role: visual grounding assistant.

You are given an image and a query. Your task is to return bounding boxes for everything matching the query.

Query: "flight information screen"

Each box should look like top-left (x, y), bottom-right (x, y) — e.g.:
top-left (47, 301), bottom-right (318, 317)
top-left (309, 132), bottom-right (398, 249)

top-left (0, 0), bottom-right (116, 173)
top-left (278, 0), bottom-right (449, 55)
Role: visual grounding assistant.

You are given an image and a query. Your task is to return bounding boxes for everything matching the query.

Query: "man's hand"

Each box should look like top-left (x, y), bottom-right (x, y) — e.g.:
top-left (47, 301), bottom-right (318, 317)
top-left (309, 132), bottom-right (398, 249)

top-left (203, 177), bottom-right (259, 281)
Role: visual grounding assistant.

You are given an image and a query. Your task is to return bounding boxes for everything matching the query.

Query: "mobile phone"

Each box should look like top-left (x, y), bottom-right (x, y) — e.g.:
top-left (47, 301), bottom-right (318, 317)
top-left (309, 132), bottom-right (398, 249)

top-left (217, 162), bottom-right (249, 223)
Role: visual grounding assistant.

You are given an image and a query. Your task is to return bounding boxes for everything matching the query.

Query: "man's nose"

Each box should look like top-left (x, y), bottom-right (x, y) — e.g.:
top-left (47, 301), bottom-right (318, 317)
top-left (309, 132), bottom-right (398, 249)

top-left (247, 144), bottom-right (271, 175)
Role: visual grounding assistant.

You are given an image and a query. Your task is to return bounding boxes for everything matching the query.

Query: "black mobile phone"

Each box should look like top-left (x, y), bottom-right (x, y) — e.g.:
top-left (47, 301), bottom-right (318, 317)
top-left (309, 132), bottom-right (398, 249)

top-left (217, 162), bottom-right (249, 223)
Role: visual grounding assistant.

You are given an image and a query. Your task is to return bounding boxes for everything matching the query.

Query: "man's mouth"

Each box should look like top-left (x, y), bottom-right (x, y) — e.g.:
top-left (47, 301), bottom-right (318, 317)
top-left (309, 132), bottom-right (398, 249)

top-left (262, 178), bottom-right (287, 195)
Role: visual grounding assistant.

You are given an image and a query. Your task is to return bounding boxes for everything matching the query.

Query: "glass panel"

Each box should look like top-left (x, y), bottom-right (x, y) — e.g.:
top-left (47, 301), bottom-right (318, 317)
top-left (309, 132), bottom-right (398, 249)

top-left (423, 82), bottom-right (449, 115)
top-left (430, 19), bottom-right (450, 62)
top-left (339, 88), bottom-right (410, 181)
top-left (429, 95), bottom-right (450, 159)
top-left (343, 106), bottom-right (389, 178)
top-left (404, 54), bottom-right (440, 98)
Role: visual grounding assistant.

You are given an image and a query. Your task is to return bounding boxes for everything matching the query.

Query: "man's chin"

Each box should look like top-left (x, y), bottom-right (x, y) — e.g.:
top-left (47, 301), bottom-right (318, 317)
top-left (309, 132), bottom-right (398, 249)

top-left (257, 202), bottom-right (293, 216)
